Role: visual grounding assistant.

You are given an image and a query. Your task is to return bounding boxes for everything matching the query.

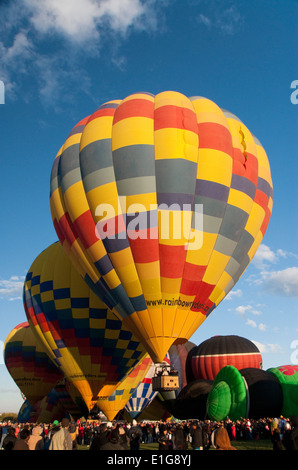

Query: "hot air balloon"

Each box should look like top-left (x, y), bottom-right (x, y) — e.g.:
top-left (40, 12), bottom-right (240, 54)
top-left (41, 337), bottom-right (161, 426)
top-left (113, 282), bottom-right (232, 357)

top-left (206, 366), bottom-right (284, 421)
top-left (136, 395), bottom-right (171, 421)
top-left (174, 379), bottom-right (213, 420)
top-left (34, 386), bottom-right (70, 424)
top-left (187, 335), bottom-right (263, 381)
top-left (125, 359), bottom-right (159, 419)
top-left (96, 354), bottom-right (153, 421)
top-left (50, 91), bottom-right (273, 366)
top-left (23, 242), bottom-right (147, 413)
top-left (4, 322), bottom-right (63, 405)
top-left (17, 400), bottom-right (34, 423)
top-left (267, 365), bottom-right (298, 417)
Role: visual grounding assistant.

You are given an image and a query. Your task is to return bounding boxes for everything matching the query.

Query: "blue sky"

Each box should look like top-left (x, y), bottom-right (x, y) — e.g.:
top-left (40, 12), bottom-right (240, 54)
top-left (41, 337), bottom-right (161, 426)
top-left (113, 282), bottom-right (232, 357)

top-left (0, 0), bottom-right (297, 413)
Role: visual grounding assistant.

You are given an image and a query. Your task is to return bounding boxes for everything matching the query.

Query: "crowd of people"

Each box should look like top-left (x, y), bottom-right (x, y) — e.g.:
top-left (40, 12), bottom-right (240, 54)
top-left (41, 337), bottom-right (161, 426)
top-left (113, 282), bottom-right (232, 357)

top-left (0, 415), bottom-right (297, 451)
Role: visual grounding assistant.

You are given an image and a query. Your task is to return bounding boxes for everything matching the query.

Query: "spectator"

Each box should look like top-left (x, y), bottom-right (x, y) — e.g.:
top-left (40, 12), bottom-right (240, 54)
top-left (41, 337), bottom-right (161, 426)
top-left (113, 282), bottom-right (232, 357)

top-left (117, 424), bottom-right (130, 450)
top-left (190, 422), bottom-right (204, 450)
top-left (157, 428), bottom-right (171, 450)
top-left (290, 416), bottom-right (298, 450)
top-left (2, 427), bottom-right (17, 450)
top-left (127, 420), bottom-right (142, 451)
top-left (49, 418), bottom-right (73, 450)
top-left (100, 429), bottom-right (125, 451)
top-left (270, 419), bottom-right (283, 451)
top-left (89, 423), bottom-right (111, 450)
top-left (214, 426), bottom-right (236, 450)
top-left (172, 424), bottom-right (188, 450)
top-left (28, 425), bottom-right (44, 450)
top-left (13, 429), bottom-right (31, 450)
top-left (69, 423), bottom-right (78, 450)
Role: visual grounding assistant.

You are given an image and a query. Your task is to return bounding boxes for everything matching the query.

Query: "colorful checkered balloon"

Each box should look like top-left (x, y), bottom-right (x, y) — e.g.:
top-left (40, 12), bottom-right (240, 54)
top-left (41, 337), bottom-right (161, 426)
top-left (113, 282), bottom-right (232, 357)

top-left (50, 91), bottom-right (273, 364)
top-left (23, 242), bottom-right (147, 412)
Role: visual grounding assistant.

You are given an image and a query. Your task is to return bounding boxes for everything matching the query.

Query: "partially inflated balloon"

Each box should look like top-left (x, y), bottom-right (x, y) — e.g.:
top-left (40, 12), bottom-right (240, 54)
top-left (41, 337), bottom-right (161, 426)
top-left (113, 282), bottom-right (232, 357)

top-left (23, 242), bottom-right (146, 411)
top-left (136, 395), bottom-right (171, 421)
top-left (206, 366), bottom-right (284, 421)
top-left (174, 379), bottom-right (213, 420)
top-left (50, 92), bottom-right (273, 363)
top-left (267, 365), bottom-right (298, 417)
top-left (4, 322), bottom-right (63, 405)
top-left (97, 355), bottom-right (153, 421)
top-left (17, 399), bottom-right (34, 423)
top-left (125, 359), bottom-right (158, 419)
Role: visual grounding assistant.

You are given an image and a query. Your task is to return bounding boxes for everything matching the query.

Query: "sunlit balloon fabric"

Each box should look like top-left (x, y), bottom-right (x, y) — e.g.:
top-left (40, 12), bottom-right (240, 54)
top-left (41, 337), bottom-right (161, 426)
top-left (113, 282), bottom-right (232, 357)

top-left (4, 322), bottom-right (63, 405)
top-left (23, 242), bottom-right (146, 411)
top-left (125, 359), bottom-right (158, 419)
top-left (97, 355), bottom-right (153, 421)
top-left (50, 91), bottom-right (273, 363)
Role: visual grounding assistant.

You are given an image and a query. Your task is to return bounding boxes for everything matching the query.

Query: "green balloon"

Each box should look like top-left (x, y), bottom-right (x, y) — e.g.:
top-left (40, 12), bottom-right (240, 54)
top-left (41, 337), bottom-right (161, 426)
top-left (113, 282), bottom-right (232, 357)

top-left (207, 366), bottom-right (247, 421)
top-left (268, 365), bottom-right (298, 417)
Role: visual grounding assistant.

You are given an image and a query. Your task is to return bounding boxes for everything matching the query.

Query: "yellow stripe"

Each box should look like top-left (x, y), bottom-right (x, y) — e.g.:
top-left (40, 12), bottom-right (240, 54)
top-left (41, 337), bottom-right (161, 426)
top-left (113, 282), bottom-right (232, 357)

top-left (63, 133), bottom-right (81, 151)
top-left (228, 187), bottom-right (253, 213)
top-left (202, 251), bottom-right (230, 285)
top-left (154, 128), bottom-right (198, 162)
top-left (80, 116), bottom-right (113, 150)
top-left (197, 149), bottom-right (232, 185)
top-left (112, 117), bottom-right (154, 150)
top-left (154, 91), bottom-right (194, 111)
top-left (64, 181), bottom-right (90, 220)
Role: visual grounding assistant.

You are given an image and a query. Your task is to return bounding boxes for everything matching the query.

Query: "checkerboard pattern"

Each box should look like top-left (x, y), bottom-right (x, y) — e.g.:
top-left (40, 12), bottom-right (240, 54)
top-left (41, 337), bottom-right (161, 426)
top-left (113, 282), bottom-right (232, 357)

top-left (23, 242), bottom-right (147, 411)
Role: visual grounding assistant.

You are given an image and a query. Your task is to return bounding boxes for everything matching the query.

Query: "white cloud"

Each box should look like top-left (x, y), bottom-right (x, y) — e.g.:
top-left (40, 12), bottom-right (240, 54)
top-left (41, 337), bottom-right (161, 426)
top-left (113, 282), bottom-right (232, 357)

top-left (0, 276), bottom-right (25, 300)
top-left (245, 318), bottom-right (265, 330)
top-left (248, 244), bottom-right (298, 298)
top-left (235, 304), bottom-right (262, 316)
top-left (197, 4), bottom-right (243, 35)
top-left (266, 343), bottom-right (284, 354)
top-left (261, 267), bottom-right (298, 298)
top-left (251, 340), bottom-right (266, 353)
top-left (24, 0), bottom-right (159, 42)
top-left (253, 244), bottom-right (278, 269)
top-left (236, 304), bottom-right (252, 315)
top-left (252, 340), bottom-right (284, 354)
top-left (246, 318), bottom-right (257, 328)
top-left (253, 243), bottom-right (298, 270)
top-left (0, 0), bottom-right (166, 105)
top-left (225, 288), bottom-right (242, 300)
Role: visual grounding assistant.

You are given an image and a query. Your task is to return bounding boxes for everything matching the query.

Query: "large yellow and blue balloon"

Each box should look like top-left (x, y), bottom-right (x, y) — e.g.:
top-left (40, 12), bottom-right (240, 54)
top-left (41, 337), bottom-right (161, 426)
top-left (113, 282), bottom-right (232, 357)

top-left (50, 91), bottom-right (273, 364)
top-left (23, 242), bottom-right (147, 412)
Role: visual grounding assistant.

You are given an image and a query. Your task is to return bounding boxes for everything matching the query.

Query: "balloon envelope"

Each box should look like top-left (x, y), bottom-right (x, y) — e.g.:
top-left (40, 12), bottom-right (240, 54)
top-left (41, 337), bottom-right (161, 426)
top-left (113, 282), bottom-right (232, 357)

top-left (97, 354), bottom-right (154, 421)
top-left (4, 322), bottom-right (63, 405)
top-left (206, 365), bottom-right (284, 421)
top-left (268, 365), bottom-right (298, 417)
top-left (50, 92), bottom-right (273, 363)
top-left (174, 379), bottom-right (213, 420)
top-left (23, 242), bottom-right (147, 411)
top-left (125, 359), bottom-right (158, 419)
top-left (187, 335), bottom-right (263, 381)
